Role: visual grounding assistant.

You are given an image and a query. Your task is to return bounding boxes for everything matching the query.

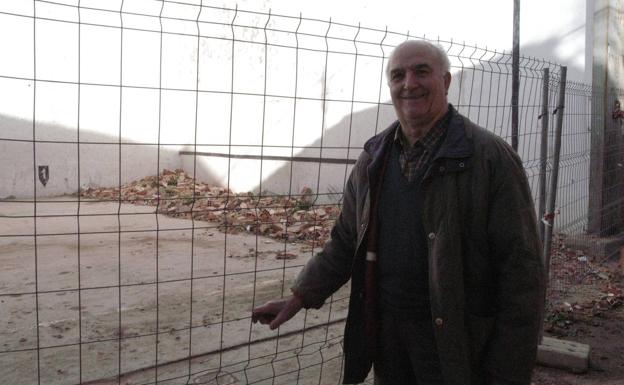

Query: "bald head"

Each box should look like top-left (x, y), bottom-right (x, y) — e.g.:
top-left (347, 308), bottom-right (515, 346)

top-left (386, 40), bottom-right (450, 82)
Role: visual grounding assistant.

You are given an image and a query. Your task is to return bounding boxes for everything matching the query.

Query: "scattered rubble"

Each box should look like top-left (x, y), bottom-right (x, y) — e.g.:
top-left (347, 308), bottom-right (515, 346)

top-left (80, 169), bottom-right (340, 247)
top-left (545, 235), bottom-right (624, 334)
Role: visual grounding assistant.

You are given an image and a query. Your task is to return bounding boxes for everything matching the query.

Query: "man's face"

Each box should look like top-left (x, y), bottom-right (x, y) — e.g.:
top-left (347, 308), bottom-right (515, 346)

top-left (387, 43), bottom-right (451, 128)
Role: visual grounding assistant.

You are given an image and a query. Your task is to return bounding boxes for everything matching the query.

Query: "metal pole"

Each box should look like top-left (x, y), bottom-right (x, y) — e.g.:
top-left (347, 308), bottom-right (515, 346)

top-left (588, 0), bottom-right (609, 235)
top-left (538, 68), bottom-right (550, 242)
top-left (511, 0), bottom-right (520, 151)
top-left (543, 66), bottom-right (567, 282)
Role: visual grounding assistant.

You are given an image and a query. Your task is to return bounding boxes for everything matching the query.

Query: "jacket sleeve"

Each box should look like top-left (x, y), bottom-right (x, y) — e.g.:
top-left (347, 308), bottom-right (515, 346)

top-left (290, 155), bottom-right (364, 309)
top-left (483, 140), bottom-right (546, 385)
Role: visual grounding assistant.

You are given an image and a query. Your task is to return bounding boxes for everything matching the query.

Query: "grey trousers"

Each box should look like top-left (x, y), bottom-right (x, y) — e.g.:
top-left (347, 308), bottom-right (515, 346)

top-left (372, 312), bottom-right (444, 385)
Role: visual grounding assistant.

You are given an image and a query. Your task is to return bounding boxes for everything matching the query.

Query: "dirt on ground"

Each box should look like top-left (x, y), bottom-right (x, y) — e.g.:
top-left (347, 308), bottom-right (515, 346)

top-left (533, 243), bottom-right (624, 385)
top-left (0, 195), bottom-right (349, 385)
top-left (534, 305), bottom-right (624, 385)
top-left (2, 171), bottom-right (623, 385)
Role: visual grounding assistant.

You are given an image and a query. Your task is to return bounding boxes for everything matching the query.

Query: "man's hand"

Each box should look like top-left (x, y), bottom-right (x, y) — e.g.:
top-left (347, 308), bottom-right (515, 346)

top-left (252, 295), bottom-right (303, 330)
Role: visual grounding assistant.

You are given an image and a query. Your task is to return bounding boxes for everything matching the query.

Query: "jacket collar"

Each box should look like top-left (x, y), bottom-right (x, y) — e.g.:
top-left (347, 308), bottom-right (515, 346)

top-left (362, 120), bottom-right (397, 188)
top-left (364, 104), bottom-right (474, 165)
top-left (434, 105), bottom-right (474, 160)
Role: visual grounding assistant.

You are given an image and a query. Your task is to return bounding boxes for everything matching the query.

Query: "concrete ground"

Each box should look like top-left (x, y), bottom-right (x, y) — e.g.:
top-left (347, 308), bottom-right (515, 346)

top-left (0, 197), bottom-right (352, 385)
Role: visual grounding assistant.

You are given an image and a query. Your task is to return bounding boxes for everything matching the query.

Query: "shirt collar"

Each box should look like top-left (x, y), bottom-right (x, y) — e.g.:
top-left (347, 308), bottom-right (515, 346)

top-left (394, 106), bottom-right (452, 150)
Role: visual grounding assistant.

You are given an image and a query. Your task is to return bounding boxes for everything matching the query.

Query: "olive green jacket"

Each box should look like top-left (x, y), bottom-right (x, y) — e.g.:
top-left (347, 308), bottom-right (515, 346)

top-left (292, 106), bottom-right (545, 385)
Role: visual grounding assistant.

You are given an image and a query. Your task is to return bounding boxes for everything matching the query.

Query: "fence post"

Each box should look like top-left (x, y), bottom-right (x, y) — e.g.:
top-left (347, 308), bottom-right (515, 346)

top-left (511, 0), bottom-right (520, 151)
top-left (602, 87), bottom-right (624, 235)
top-left (538, 68), bottom-right (550, 242)
top-left (543, 66), bottom-right (567, 282)
top-left (588, 0), bottom-right (624, 236)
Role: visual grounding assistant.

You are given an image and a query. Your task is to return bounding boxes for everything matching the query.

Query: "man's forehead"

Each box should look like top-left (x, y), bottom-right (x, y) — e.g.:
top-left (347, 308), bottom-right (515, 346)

top-left (389, 44), bottom-right (439, 70)
top-left (388, 57), bottom-right (436, 72)
top-left (389, 61), bottom-right (433, 72)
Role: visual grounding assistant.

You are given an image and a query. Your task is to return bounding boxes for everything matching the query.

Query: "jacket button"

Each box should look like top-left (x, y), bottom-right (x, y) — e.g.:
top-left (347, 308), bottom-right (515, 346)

top-left (439, 166), bottom-right (445, 172)
top-left (428, 232), bottom-right (436, 240)
top-left (459, 162), bottom-right (465, 168)
top-left (435, 317), bottom-right (444, 327)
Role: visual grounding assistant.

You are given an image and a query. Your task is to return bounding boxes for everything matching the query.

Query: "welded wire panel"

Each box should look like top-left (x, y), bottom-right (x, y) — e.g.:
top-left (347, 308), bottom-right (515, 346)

top-left (0, 1), bottom-right (610, 385)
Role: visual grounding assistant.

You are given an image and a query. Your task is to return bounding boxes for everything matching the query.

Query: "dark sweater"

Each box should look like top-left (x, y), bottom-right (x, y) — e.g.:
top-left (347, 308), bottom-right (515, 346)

top-left (377, 142), bottom-right (431, 318)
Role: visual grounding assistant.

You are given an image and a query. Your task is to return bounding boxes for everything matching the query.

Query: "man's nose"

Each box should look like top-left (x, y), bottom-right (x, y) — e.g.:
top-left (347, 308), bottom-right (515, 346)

top-left (403, 71), bottom-right (419, 90)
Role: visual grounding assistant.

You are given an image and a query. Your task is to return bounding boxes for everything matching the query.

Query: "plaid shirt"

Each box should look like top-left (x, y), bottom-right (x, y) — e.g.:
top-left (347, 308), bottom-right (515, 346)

top-left (394, 113), bottom-right (450, 183)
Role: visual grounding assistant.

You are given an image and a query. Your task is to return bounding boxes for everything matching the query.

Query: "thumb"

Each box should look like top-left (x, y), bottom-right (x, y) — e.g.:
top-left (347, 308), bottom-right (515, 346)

top-left (269, 296), bottom-right (303, 330)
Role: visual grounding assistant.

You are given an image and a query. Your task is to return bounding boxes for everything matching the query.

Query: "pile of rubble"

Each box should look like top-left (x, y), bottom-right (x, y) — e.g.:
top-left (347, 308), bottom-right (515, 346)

top-left (80, 169), bottom-right (340, 245)
top-left (545, 235), bottom-right (624, 333)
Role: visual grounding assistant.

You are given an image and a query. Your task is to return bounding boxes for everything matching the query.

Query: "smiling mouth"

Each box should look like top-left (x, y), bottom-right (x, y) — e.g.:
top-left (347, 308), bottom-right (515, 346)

top-left (400, 93), bottom-right (427, 100)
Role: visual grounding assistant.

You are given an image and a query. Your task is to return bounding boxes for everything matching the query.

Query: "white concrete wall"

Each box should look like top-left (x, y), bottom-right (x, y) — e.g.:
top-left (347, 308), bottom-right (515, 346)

top-left (0, 1), bottom-right (185, 198)
top-left (0, 0), bottom-right (592, 201)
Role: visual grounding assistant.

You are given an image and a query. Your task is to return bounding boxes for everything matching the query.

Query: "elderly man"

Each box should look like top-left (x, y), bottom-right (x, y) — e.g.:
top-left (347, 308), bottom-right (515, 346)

top-left (253, 40), bottom-right (545, 385)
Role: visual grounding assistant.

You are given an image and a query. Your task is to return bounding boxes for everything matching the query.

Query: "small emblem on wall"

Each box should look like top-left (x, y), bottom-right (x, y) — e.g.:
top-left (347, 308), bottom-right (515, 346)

top-left (613, 100), bottom-right (624, 120)
top-left (38, 165), bottom-right (49, 186)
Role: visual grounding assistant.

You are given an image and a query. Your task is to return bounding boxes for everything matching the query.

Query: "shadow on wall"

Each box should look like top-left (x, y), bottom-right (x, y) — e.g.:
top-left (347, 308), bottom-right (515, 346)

top-left (247, 102), bottom-right (396, 203)
top-left (0, 113), bottom-right (216, 199)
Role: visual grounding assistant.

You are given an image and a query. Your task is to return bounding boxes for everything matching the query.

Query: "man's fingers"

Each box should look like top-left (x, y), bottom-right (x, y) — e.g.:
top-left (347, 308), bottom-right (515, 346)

top-left (253, 295), bottom-right (303, 330)
top-left (252, 311), bottom-right (276, 324)
top-left (269, 297), bottom-right (302, 330)
top-left (269, 310), bottom-right (296, 330)
top-left (252, 301), bottom-right (282, 324)
top-left (269, 310), bottom-right (289, 330)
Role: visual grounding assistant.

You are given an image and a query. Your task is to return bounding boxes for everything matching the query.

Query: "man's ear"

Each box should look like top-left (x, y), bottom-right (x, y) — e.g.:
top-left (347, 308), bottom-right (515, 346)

top-left (444, 72), bottom-right (451, 91)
